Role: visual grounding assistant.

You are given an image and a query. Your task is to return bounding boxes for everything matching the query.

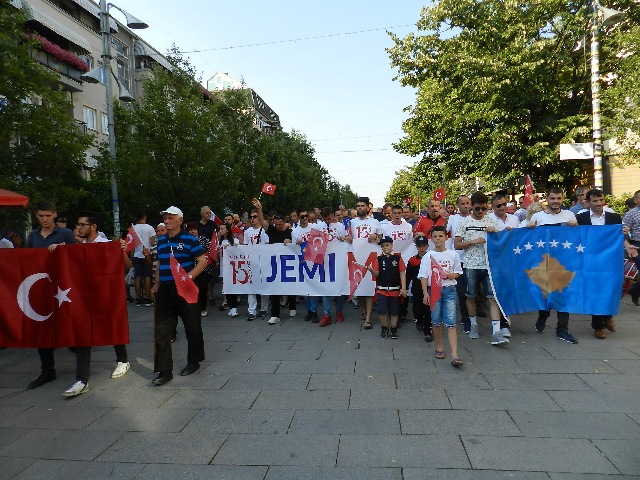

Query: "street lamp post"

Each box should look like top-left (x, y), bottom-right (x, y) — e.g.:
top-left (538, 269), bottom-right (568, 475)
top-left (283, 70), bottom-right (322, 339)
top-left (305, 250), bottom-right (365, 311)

top-left (590, 1), bottom-right (625, 191)
top-left (82, 1), bottom-right (147, 235)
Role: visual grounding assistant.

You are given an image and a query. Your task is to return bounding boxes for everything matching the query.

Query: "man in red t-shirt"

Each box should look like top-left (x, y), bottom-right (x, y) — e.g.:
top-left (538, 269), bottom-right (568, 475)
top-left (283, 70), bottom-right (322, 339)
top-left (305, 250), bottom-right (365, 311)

top-left (413, 199), bottom-right (446, 239)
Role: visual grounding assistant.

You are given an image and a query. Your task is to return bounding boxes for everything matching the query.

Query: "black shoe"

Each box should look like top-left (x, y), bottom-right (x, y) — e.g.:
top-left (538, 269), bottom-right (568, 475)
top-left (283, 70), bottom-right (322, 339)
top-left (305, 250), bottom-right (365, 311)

top-left (535, 318), bottom-right (546, 333)
top-left (416, 322), bottom-right (423, 331)
top-left (27, 370), bottom-right (56, 390)
top-left (462, 320), bottom-right (471, 334)
top-left (380, 326), bottom-right (388, 339)
top-left (180, 363), bottom-right (200, 376)
top-left (247, 313), bottom-right (257, 321)
top-left (390, 327), bottom-right (398, 339)
top-left (632, 295), bottom-right (640, 306)
top-left (152, 371), bottom-right (173, 386)
top-left (311, 312), bottom-right (319, 323)
top-left (424, 329), bottom-right (433, 342)
top-left (259, 310), bottom-right (268, 318)
top-left (304, 312), bottom-right (312, 321)
top-left (399, 316), bottom-right (407, 323)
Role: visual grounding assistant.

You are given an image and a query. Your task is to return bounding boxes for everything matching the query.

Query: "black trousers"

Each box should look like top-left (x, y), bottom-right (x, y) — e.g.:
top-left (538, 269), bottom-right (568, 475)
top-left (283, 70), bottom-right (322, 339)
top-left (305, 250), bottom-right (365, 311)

top-left (538, 310), bottom-right (569, 332)
top-left (628, 240), bottom-right (640, 298)
top-left (270, 295), bottom-right (296, 318)
top-left (412, 290), bottom-right (432, 332)
top-left (39, 344), bottom-right (127, 383)
top-left (456, 263), bottom-right (470, 323)
top-left (195, 271), bottom-right (212, 311)
top-left (591, 315), bottom-right (612, 330)
top-left (155, 283), bottom-right (205, 373)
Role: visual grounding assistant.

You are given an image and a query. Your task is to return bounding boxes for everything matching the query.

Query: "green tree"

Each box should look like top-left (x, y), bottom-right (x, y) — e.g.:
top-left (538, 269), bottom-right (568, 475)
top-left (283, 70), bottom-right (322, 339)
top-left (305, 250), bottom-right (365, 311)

top-left (0, 3), bottom-right (92, 212)
top-left (387, 0), bottom-right (639, 193)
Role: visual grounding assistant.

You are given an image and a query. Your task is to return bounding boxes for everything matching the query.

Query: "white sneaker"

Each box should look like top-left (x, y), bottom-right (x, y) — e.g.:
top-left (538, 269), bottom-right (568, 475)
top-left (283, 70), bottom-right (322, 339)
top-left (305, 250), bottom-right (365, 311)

top-left (289, 310), bottom-right (297, 317)
top-left (268, 316), bottom-right (280, 325)
top-left (111, 361), bottom-right (130, 378)
top-left (228, 308), bottom-right (238, 317)
top-left (201, 310), bottom-right (208, 317)
top-left (63, 381), bottom-right (88, 397)
top-left (499, 327), bottom-right (512, 338)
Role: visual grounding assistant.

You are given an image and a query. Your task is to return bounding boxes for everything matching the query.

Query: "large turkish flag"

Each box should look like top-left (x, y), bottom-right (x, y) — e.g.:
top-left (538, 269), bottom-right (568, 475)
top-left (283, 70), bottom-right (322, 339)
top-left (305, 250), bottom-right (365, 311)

top-left (0, 243), bottom-right (129, 348)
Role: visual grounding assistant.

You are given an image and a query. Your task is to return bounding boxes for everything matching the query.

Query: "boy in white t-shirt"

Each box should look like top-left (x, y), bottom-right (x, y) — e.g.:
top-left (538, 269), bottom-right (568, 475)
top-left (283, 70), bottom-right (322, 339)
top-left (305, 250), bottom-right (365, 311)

top-left (419, 226), bottom-right (463, 366)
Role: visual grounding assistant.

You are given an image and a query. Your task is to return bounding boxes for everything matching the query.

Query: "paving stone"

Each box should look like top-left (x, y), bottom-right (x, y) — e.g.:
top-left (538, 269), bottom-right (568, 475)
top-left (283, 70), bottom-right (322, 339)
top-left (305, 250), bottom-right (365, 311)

top-left (603, 359), bottom-right (640, 374)
top-left (248, 349), bottom-right (325, 361)
top-left (0, 427), bottom-right (31, 449)
top-left (447, 388), bottom-right (562, 411)
top-left (0, 405), bottom-right (111, 429)
top-left (548, 390), bottom-right (640, 413)
top-left (515, 358), bottom-right (619, 374)
top-left (265, 466), bottom-right (403, 480)
top-left (212, 433), bottom-right (338, 466)
top-left (70, 384), bottom-right (177, 409)
top-left (12, 459), bottom-right (145, 479)
top-left (86, 407), bottom-right (199, 432)
top-left (462, 436), bottom-right (618, 474)
top-left (0, 429), bottom-right (124, 460)
top-left (578, 374), bottom-right (640, 391)
top-left (349, 388), bottom-right (450, 410)
top-left (396, 372), bottom-right (490, 390)
top-left (182, 409), bottom-right (294, 434)
top-left (510, 411), bottom-right (640, 440)
top-left (593, 439), bottom-right (640, 475)
top-left (288, 409), bottom-right (400, 435)
top-left (308, 373), bottom-right (396, 389)
top-left (336, 434), bottom-right (469, 468)
top-left (221, 373), bottom-right (310, 389)
top-left (0, 456), bottom-right (36, 479)
top-left (275, 360), bottom-right (356, 374)
top-left (135, 464), bottom-right (268, 480)
top-left (548, 474), bottom-right (640, 480)
top-left (541, 345), bottom-right (640, 360)
top-left (483, 373), bottom-right (590, 390)
top-left (435, 357), bottom-right (527, 373)
top-left (403, 469), bottom-right (550, 480)
top-left (354, 358), bottom-right (437, 374)
top-left (251, 389), bottom-right (350, 410)
top-left (399, 410), bottom-right (521, 436)
top-left (200, 360), bottom-right (281, 374)
top-left (96, 432), bottom-right (226, 464)
top-left (162, 389), bottom-right (259, 409)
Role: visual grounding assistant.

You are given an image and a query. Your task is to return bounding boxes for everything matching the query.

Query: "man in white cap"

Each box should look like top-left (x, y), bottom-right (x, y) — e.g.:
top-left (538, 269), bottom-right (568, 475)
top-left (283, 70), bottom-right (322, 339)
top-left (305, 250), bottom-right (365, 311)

top-left (150, 206), bottom-right (208, 386)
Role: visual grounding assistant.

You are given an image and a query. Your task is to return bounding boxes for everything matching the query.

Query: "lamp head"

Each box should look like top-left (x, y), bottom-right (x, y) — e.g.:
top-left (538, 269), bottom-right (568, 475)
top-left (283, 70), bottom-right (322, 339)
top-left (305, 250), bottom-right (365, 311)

top-left (599, 6), bottom-right (625, 28)
top-left (81, 67), bottom-right (104, 84)
top-left (118, 84), bottom-right (135, 102)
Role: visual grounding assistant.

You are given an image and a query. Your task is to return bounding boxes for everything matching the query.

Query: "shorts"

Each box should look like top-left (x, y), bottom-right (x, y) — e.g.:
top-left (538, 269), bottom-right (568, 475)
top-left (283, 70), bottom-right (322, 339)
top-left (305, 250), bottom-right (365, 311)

top-left (431, 285), bottom-right (457, 328)
top-left (464, 268), bottom-right (494, 299)
top-left (133, 257), bottom-right (152, 278)
top-left (376, 292), bottom-right (399, 316)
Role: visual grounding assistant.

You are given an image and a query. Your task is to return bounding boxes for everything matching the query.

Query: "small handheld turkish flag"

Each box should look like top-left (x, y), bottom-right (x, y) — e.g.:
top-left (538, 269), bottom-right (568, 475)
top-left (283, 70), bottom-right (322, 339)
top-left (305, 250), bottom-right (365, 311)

top-left (429, 256), bottom-right (449, 311)
top-left (124, 224), bottom-right (142, 254)
top-left (522, 175), bottom-right (534, 208)
top-left (433, 187), bottom-right (446, 201)
top-left (169, 253), bottom-right (199, 303)
top-left (304, 229), bottom-right (328, 265)
top-left (405, 197), bottom-right (413, 205)
top-left (262, 182), bottom-right (276, 195)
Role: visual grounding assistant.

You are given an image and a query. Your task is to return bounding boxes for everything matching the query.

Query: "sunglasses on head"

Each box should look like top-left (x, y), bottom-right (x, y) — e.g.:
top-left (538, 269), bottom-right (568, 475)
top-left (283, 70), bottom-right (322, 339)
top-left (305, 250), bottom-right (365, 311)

top-left (474, 206), bottom-right (488, 212)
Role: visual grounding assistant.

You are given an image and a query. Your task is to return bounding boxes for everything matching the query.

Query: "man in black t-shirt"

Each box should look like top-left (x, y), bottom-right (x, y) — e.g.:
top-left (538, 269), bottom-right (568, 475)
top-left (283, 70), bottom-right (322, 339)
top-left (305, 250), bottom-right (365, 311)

top-left (252, 198), bottom-right (295, 323)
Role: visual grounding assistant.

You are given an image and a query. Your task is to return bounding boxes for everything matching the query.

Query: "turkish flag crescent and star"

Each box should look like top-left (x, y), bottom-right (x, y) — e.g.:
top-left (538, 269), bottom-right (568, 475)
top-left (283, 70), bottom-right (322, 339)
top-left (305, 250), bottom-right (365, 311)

top-left (303, 229), bottom-right (328, 265)
top-left (522, 175), bottom-right (534, 208)
top-left (429, 256), bottom-right (449, 312)
top-left (348, 261), bottom-right (368, 300)
top-left (124, 224), bottom-right (142, 254)
top-left (170, 252), bottom-right (199, 303)
top-left (262, 182), bottom-right (276, 195)
top-left (433, 187), bottom-right (446, 201)
top-left (0, 243), bottom-right (129, 348)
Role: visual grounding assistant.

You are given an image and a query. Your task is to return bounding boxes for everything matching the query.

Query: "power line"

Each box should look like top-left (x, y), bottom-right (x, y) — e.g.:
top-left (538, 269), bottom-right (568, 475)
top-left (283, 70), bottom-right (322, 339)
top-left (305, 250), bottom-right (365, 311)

top-left (177, 24), bottom-right (413, 53)
top-left (310, 133), bottom-right (401, 142)
top-left (316, 148), bottom-right (393, 153)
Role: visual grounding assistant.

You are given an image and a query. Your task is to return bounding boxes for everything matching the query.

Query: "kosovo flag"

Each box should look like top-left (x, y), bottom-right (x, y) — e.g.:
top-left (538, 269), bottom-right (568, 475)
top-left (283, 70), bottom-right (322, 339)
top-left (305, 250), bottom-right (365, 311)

top-left (487, 225), bottom-right (623, 316)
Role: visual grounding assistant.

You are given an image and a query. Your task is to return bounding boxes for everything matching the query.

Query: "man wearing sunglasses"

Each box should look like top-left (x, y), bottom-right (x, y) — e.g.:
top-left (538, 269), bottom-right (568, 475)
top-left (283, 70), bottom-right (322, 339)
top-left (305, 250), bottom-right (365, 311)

top-left (454, 192), bottom-right (507, 346)
top-left (488, 194), bottom-right (521, 231)
top-left (244, 208), bottom-right (270, 321)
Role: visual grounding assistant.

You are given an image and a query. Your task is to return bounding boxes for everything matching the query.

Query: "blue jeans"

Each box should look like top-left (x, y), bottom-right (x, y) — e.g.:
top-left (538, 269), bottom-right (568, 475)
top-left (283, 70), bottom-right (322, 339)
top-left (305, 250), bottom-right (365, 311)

top-left (305, 296), bottom-right (318, 313)
top-left (322, 296), bottom-right (344, 315)
top-left (464, 268), bottom-right (494, 299)
top-left (431, 285), bottom-right (457, 328)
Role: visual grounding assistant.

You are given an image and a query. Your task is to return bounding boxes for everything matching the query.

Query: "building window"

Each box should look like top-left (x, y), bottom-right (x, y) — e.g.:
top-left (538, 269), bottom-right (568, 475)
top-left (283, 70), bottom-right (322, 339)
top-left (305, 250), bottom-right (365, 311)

top-left (101, 112), bottom-right (109, 135)
top-left (78, 54), bottom-right (93, 70)
top-left (112, 37), bottom-right (131, 91)
top-left (83, 106), bottom-right (97, 131)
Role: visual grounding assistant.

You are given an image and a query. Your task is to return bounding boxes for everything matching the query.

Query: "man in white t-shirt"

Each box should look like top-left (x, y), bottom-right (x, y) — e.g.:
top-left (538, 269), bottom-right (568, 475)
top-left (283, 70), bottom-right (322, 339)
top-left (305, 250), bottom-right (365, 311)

top-left (454, 192), bottom-right (508, 346)
top-left (347, 196), bottom-right (382, 328)
top-left (488, 194), bottom-right (521, 230)
top-left (527, 187), bottom-right (579, 344)
top-left (244, 209), bottom-right (270, 321)
top-left (446, 195), bottom-right (472, 332)
top-left (133, 211), bottom-right (156, 307)
top-left (319, 207), bottom-right (347, 326)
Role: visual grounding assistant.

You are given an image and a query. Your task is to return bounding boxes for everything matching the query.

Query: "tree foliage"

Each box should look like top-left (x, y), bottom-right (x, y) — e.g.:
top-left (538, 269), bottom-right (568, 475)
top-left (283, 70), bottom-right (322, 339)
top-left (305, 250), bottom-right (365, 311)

top-left (91, 49), bottom-right (356, 229)
top-left (0, 3), bottom-right (92, 212)
top-left (387, 0), bottom-right (640, 194)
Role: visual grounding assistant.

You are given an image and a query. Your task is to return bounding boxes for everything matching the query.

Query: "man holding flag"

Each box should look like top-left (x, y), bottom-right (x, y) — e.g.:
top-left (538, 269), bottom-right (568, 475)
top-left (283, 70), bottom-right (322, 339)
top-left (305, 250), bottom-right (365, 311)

top-left (151, 206), bottom-right (207, 386)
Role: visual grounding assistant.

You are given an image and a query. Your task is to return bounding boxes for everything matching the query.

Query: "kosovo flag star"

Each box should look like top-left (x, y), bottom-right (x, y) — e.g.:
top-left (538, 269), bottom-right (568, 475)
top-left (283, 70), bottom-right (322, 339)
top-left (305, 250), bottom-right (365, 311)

top-left (487, 225), bottom-right (623, 316)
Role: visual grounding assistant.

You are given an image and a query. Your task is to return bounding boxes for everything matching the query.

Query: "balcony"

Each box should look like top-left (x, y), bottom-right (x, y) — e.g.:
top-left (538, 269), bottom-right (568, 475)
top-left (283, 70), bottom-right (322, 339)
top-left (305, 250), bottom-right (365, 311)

top-left (33, 49), bottom-right (83, 91)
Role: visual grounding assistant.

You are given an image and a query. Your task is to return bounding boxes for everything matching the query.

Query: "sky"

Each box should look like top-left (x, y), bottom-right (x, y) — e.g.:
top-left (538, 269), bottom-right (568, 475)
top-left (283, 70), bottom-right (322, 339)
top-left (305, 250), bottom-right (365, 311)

top-left (112, 0), bottom-right (427, 208)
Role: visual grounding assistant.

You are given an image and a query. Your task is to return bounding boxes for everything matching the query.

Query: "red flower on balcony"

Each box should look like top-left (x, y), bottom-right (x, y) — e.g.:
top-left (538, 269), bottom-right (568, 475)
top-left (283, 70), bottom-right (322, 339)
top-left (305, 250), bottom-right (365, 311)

top-left (27, 34), bottom-right (90, 73)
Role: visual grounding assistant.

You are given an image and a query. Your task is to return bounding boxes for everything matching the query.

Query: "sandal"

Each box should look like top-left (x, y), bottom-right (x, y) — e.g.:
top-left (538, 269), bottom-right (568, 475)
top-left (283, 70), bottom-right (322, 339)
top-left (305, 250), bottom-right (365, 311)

top-left (451, 357), bottom-right (463, 367)
top-left (435, 350), bottom-right (445, 360)
top-left (363, 321), bottom-right (373, 329)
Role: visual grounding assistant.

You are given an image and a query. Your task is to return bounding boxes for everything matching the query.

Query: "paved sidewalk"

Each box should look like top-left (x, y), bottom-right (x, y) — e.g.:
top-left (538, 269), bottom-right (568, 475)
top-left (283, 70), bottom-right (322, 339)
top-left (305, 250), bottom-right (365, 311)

top-left (0, 293), bottom-right (639, 479)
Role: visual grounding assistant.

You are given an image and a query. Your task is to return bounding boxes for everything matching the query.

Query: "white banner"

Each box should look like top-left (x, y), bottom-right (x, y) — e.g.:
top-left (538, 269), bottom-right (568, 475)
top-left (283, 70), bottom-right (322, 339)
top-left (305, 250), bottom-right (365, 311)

top-left (222, 243), bottom-right (349, 296)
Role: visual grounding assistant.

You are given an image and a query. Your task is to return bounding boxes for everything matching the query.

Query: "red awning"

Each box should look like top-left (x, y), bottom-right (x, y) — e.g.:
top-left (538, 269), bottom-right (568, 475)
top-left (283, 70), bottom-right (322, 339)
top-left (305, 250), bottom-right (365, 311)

top-left (0, 189), bottom-right (29, 208)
